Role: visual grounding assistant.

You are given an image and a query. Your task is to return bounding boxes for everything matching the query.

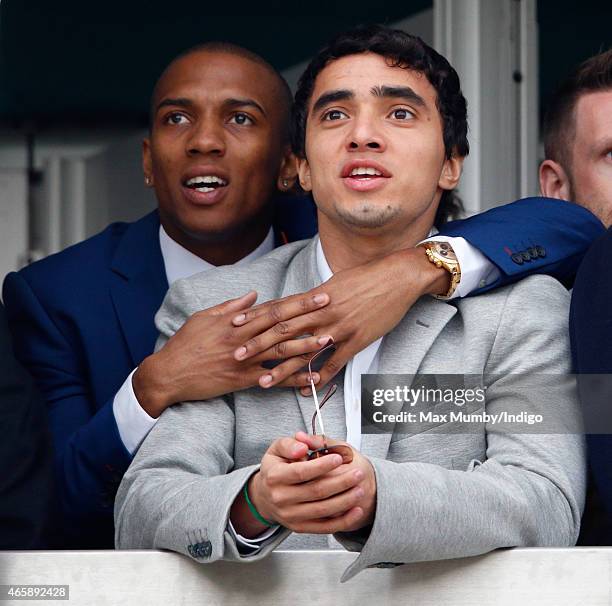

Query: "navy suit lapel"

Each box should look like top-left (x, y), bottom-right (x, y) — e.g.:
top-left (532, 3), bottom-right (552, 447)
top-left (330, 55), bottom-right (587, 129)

top-left (109, 211), bottom-right (169, 367)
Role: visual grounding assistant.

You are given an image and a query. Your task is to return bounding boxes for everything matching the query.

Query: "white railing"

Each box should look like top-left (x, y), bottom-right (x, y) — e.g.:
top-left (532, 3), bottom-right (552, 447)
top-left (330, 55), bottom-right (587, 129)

top-left (0, 548), bottom-right (609, 605)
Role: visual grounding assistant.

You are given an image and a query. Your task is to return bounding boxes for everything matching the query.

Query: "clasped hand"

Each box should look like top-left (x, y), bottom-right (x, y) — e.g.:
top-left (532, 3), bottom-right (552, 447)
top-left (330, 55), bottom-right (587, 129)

top-left (243, 432), bottom-right (376, 536)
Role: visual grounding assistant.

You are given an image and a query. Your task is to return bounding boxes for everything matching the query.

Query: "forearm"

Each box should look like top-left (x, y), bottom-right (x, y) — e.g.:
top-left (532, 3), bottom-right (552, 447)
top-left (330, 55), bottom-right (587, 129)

top-left (57, 397), bottom-right (132, 520)
top-left (336, 446), bottom-right (583, 578)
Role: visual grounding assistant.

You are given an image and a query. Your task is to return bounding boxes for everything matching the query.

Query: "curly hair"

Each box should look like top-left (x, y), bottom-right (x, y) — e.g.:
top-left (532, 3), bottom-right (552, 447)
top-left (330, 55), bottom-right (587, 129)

top-left (292, 25), bottom-right (469, 225)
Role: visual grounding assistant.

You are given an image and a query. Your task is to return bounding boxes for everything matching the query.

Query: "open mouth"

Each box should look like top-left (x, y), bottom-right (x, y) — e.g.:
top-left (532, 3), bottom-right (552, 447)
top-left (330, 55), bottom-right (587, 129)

top-left (183, 175), bottom-right (228, 193)
top-left (347, 166), bottom-right (385, 179)
top-left (341, 162), bottom-right (390, 192)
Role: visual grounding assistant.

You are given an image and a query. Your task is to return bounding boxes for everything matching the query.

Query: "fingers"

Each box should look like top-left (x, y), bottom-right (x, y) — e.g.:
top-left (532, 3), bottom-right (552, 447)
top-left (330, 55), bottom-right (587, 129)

top-left (233, 303), bottom-right (333, 362)
top-left (291, 467), bottom-right (364, 503)
top-left (251, 334), bottom-right (333, 364)
top-left (266, 451), bottom-right (344, 485)
top-left (300, 347), bottom-right (348, 396)
top-left (258, 355), bottom-right (319, 389)
top-left (232, 292), bottom-right (330, 330)
top-left (289, 505), bottom-right (365, 534)
top-left (276, 370), bottom-right (321, 389)
top-left (208, 291), bottom-right (258, 317)
top-left (267, 437), bottom-right (309, 461)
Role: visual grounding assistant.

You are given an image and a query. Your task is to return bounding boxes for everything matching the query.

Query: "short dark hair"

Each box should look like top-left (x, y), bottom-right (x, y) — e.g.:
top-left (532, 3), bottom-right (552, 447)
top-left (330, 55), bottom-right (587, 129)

top-left (292, 25), bottom-right (469, 225)
top-left (543, 48), bottom-right (612, 172)
top-left (149, 42), bottom-right (293, 139)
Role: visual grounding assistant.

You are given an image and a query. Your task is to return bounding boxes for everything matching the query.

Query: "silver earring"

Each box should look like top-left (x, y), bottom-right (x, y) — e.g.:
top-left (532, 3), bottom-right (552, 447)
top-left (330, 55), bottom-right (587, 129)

top-left (282, 179), bottom-right (289, 188)
top-left (145, 176), bottom-right (151, 186)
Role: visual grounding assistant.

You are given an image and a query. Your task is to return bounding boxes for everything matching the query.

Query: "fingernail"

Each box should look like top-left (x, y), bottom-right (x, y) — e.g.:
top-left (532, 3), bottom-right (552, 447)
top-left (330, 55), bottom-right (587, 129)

top-left (260, 374), bottom-right (273, 387)
top-left (354, 470), bottom-right (364, 481)
top-left (317, 335), bottom-right (333, 346)
top-left (233, 313), bottom-right (246, 324)
top-left (235, 346), bottom-right (247, 360)
top-left (313, 294), bottom-right (328, 305)
top-left (331, 454), bottom-right (342, 465)
top-left (310, 372), bottom-right (319, 383)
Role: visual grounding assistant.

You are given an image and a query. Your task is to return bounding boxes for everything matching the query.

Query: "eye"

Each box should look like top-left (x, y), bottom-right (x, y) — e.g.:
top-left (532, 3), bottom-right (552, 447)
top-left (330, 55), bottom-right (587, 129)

top-left (322, 109), bottom-right (348, 121)
top-left (389, 108), bottom-right (415, 121)
top-left (229, 112), bottom-right (254, 126)
top-left (165, 112), bottom-right (189, 125)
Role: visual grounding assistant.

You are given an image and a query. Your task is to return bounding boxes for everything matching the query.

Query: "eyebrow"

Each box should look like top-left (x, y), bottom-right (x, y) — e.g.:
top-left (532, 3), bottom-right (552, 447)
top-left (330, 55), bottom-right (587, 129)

top-left (223, 97), bottom-right (267, 117)
top-left (312, 89), bottom-right (354, 115)
top-left (371, 85), bottom-right (426, 108)
top-left (155, 96), bottom-right (267, 117)
top-left (311, 85), bottom-right (427, 116)
top-left (156, 97), bottom-right (193, 113)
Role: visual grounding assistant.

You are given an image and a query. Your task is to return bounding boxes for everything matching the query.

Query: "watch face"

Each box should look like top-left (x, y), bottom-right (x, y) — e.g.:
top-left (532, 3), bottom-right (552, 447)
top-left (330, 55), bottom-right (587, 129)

top-left (436, 242), bottom-right (455, 260)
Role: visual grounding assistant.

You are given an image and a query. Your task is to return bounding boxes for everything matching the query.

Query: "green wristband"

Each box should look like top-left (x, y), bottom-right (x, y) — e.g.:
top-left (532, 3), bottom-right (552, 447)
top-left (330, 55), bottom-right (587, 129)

top-left (243, 482), bottom-right (275, 527)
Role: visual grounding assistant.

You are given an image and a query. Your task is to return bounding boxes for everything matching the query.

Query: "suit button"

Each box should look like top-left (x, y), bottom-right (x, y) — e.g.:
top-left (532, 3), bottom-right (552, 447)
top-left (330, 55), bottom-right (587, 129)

top-left (521, 250), bottom-right (531, 262)
top-left (511, 253), bottom-right (524, 265)
top-left (189, 541), bottom-right (212, 559)
top-left (536, 245), bottom-right (546, 258)
top-left (528, 246), bottom-right (539, 260)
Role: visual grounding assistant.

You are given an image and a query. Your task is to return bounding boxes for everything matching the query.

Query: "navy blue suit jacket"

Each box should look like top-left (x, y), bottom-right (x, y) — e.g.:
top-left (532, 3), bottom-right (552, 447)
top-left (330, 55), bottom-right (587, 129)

top-left (571, 228), bottom-right (612, 544)
top-left (1, 195), bottom-right (603, 547)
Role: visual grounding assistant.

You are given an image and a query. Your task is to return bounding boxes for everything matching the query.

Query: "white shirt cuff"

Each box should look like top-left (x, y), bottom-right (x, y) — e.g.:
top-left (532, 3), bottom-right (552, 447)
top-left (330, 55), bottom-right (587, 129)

top-left (112, 369), bottom-right (158, 455)
top-left (422, 235), bottom-right (501, 299)
top-left (227, 519), bottom-right (281, 554)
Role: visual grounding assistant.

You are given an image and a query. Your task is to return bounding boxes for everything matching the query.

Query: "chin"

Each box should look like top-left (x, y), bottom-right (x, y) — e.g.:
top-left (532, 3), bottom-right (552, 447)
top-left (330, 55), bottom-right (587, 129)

top-left (334, 202), bottom-right (400, 229)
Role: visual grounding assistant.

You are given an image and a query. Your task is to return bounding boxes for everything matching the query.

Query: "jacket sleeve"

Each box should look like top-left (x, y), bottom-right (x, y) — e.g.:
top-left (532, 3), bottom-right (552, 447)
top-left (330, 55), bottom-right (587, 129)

top-left (114, 277), bottom-right (291, 559)
top-left (2, 271), bottom-right (132, 544)
top-left (0, 303), bottom-right (55, 548)
top-left (335, 276), bottom-right (586, 581)
top-left (438, 197), bottom-right (605, 292)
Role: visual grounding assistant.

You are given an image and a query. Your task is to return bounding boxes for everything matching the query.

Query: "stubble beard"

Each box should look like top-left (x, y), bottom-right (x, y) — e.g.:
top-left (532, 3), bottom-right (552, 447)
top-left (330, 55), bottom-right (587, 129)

top-left (333, 200), bottom-right (401, 229)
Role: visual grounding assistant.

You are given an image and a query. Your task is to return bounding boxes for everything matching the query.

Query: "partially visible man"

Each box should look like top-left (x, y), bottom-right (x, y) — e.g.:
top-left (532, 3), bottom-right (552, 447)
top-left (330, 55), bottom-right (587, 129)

top-left (0, 303), bottom-right (54, 548)
top-left (551, 49), bottom-right (612, 542)
top-left (115, 26), bottom-right (585, 579)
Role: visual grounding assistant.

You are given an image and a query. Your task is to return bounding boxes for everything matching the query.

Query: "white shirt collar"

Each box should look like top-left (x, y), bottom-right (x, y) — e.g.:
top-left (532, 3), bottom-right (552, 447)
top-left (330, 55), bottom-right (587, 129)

top-left (159, 225), bottom-right (275, 286)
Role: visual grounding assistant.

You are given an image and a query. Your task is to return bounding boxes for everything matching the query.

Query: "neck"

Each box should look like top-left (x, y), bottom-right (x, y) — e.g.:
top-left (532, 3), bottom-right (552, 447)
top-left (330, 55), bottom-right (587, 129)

top-left (317, 211), bottom-right (435, 272)
top-left (160, 212), bottom-right (272, 266)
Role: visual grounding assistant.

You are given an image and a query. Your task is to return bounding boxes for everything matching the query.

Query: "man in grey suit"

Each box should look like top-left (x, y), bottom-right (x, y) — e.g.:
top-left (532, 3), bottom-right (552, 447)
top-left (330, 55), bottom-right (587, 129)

top-left (115, 26), bottom-right (585, 581)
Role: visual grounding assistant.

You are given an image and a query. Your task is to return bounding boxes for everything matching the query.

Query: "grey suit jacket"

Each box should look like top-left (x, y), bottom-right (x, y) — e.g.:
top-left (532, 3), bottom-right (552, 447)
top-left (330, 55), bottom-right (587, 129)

top-left (115, 237), bottom-right (585, 581)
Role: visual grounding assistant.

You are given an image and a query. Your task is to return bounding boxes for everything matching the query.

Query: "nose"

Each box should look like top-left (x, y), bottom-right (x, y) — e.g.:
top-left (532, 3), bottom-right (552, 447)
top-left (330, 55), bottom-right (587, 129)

top-left (185, 115), bottom-right (226, 157)
top-left (347, 112), bottom-right (385, 153)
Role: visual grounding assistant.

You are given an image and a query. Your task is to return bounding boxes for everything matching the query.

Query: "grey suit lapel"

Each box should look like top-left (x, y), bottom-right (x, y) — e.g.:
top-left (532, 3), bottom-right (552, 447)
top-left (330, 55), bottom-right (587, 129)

top-left (360, 297), bottom-right (457, 460)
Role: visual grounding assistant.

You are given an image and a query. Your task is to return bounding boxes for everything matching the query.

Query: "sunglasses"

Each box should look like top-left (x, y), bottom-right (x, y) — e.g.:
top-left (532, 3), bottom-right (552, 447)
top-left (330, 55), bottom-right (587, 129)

top-left (306, 342), bottom-right (353, 463)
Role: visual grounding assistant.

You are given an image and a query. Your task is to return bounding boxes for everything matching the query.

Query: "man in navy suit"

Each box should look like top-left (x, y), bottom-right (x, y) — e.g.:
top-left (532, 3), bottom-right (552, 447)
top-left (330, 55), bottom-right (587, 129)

top-left (2, 41), bottom-right (603, 548)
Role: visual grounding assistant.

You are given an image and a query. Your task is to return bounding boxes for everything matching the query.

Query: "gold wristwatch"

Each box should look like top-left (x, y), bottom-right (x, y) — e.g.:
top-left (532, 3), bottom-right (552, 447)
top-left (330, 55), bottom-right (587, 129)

top-left (420, 241), bottom-right (461, 300)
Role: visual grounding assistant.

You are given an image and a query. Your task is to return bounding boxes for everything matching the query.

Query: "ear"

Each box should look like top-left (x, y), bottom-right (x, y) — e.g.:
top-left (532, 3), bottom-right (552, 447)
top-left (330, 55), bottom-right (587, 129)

top-left (277, 146), bottom-right (298, 191)
top-left (296, 155), bottom-right (312, 192)
top-left (438, 154), bottom-right (464, 191)
top-left (142, 138), bottom-right (154, 187)
top-left (539, 159), bottom-right (571, 201)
